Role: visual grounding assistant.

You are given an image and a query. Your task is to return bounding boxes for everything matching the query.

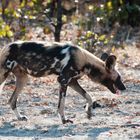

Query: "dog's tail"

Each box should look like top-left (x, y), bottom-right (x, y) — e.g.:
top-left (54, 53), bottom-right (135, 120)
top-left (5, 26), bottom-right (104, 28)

top-left (0, 80), bottom-right (6, 94)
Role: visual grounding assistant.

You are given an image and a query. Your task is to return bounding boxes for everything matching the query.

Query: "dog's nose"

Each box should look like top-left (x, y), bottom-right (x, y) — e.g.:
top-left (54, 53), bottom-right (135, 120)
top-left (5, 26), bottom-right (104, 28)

top-left (120, 85), bottom-right (126, 90)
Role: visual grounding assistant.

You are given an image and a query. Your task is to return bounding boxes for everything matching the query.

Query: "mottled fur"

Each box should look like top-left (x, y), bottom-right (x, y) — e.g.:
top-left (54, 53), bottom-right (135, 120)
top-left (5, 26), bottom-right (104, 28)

top-left (0, 41), bottom-right (126, 124)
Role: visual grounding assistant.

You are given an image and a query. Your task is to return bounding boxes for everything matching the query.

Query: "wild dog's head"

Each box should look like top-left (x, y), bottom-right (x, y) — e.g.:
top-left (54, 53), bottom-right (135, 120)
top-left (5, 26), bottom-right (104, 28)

top-left (101, 53), bottom-right (126, 94)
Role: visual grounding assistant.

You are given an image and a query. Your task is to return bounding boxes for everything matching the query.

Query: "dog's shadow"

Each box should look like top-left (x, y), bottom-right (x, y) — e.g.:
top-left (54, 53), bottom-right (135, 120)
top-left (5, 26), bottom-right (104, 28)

top-left (0, 121), bottom-right (111, 138)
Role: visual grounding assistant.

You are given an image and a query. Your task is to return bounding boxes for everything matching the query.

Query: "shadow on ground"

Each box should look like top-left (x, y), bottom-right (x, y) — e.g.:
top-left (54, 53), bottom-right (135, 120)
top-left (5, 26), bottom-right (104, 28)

top-left (0, 121), bottom-right (111, 138)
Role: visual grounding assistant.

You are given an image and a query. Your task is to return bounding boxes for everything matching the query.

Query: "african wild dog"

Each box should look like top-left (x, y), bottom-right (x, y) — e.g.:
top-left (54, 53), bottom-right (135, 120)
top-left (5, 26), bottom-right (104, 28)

top-left (0, 41), bottom-right (126, 124)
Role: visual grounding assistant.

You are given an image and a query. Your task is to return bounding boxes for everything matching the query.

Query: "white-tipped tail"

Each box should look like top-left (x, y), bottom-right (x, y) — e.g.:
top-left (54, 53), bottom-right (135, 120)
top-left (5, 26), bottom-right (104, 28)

top-left (0, 80), bottom-right (6, 94)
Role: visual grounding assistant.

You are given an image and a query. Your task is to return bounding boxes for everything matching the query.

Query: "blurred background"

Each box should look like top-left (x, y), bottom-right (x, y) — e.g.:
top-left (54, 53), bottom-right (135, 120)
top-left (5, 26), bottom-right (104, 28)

top-left (0, 0), bottom-right (140, 54)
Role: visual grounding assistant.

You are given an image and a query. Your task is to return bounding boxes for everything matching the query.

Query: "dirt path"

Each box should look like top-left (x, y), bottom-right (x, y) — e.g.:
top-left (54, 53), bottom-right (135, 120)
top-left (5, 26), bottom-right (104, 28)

top-left (0, 46), bottom-right (139, 140)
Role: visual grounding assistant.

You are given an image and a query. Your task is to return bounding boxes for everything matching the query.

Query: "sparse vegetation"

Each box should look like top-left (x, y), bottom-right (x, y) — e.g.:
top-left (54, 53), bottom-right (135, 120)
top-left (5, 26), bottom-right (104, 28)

top-left (0, 0), bottom-right (140, 51)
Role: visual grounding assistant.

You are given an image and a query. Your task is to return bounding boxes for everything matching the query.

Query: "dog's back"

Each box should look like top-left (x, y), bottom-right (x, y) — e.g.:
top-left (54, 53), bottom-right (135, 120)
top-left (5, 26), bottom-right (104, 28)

top-left (7, 42), bottom-right (79, 77)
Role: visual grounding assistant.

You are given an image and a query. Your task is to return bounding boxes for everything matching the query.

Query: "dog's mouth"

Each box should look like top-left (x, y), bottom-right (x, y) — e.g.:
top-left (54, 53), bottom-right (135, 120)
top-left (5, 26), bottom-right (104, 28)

top-left (101, 78), bottom-right (125, 94)
top-left (113, 84), bottom-right (121, 95)
top-left (113, 80), bottom-right (126, 94)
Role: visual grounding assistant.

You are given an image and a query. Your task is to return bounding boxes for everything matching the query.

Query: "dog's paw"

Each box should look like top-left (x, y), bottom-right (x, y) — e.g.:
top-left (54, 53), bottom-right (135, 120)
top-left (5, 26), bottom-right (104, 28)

top-left (84, 101), bottom-right (103, 109)
top-left (62, 119), bottom-right (73, 124)
top-left (18, 115), bottom-right (28, 121)
top-left (92, 101), bottom-right (102, 109)
top-left (87, 112), bottom-right (92, 119)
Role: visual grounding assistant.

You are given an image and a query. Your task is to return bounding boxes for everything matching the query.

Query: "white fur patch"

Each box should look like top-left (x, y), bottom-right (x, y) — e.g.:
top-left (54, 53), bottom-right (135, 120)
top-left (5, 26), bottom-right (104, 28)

top-left (61, 54), bottom-right (70, 68)
top-left (0, 80), bottom-right (6, 94)
top-left (40, 65), bottom-right (47, 71)
top-left (33, 71), bottom-right (38, 75)
top-left (61, 47), bottom-right (70, 68)
top-left (51, 58), bottom-right (59, 68)
top-left (61, 46), bottom-right (70, 54)
top-left (6, 60), bottom-right (17, 69)
top-left (84, 68), bottom-right (91, 74)
top-left (27, 68), bottom-right (32, 74)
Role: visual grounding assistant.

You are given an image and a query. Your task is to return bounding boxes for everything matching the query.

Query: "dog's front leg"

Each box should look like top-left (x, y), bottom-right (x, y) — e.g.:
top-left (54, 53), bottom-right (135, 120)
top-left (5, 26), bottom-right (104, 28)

top-left (69, 79), bottom-right (93, 119)
top-left (57, 67), bottom-right (79, 124)
top-left (8, 68), bottom-right (28, 121)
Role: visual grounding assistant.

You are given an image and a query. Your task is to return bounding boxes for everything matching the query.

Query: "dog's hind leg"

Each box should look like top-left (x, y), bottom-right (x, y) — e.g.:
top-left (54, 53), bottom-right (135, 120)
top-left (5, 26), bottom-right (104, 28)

top-left (8, 67), bottom-right (28, 121)
top-left (57, 69), bottom-right (78, 124)
top-left (57, 83), bottom-right (74, 124)
top-left (69, 79), bottom-right (93, 119)
top-left (57, 85), bottom-right (67, 124)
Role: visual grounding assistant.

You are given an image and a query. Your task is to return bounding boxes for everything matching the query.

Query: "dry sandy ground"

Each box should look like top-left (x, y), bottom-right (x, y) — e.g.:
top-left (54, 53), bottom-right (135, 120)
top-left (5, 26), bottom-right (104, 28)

top-left (0, 46), bottom-right (140, 140)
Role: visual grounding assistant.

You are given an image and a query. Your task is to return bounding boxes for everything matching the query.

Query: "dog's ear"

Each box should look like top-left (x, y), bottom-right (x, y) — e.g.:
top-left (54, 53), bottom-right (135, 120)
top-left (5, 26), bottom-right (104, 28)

top-left (105, 55), bottom-right (117, 71)
top-left (101, 53), bottom-right (109, 61)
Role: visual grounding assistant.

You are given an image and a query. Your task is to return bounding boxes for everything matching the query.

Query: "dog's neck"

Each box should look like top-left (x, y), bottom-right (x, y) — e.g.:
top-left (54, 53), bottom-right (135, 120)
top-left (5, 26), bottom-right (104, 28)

top-left (83, 63), bottom-right (104, 81)
top-left (81, 49), bottom-right (106, 81)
